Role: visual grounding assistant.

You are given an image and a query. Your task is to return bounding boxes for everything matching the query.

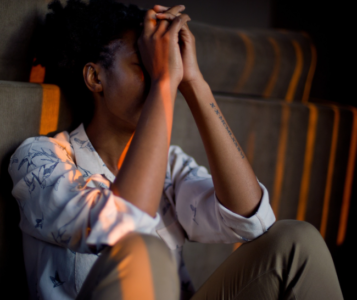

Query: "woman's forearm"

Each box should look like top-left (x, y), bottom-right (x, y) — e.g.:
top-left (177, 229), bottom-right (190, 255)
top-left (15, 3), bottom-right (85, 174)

top-left (179, 79), bottom-right (262, 217)
top-left (111, 80), bottom-right (176, 217)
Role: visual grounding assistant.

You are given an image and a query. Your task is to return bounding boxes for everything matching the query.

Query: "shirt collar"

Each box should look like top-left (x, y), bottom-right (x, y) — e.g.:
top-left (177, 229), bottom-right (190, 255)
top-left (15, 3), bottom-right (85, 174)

top-left (69, 124), bottom-right (116, 182)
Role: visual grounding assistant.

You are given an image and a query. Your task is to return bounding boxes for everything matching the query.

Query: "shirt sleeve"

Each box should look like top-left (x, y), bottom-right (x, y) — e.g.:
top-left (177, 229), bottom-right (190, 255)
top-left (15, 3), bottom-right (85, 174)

top-left (8, 136), bottom-right (160, 254)
top-left (169, 145), bottom-right (276, 244)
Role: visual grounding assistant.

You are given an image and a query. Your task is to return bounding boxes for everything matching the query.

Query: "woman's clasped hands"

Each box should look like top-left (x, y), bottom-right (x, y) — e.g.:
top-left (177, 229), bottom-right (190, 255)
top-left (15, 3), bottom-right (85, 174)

top-left (138, 4), bottom-right (203, 91)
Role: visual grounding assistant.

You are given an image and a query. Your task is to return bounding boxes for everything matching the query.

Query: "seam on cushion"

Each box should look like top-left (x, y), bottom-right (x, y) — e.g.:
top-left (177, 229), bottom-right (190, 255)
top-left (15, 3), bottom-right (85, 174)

top-left (0, 84), bottom-right (42, 89)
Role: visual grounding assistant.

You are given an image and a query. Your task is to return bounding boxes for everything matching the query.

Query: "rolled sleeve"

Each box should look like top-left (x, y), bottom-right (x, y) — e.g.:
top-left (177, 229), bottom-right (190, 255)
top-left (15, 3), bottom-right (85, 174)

top-left (216, 182), bottom-right (276, 241)
top-left (170, 145), bottom-right (276, 244)
top-left (86, 190), bottom-right (160, 250)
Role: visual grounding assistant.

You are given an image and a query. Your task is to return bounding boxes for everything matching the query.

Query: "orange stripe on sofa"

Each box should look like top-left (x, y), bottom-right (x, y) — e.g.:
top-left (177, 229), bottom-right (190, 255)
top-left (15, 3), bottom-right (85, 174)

top-left (39, 84), bottom-right (60, 135)
top-left (296, 103), bottom-right (318, 221)
top-left (263, 37), bottom-right (281, 98)
top-left (320, 105), bottom-right (339, 239)
top-left (337, 107), bottom-right (357, 245)
top-left (302, 43), bottom-right (317, 103)
top-left (272, 104), bottom-right (290, 216)
top-left (29, 59), bottom-right (46, 83)
top-left (235, 32), bottom-right (255, 93)
top-left (285, 40), bottom-right (303, 102)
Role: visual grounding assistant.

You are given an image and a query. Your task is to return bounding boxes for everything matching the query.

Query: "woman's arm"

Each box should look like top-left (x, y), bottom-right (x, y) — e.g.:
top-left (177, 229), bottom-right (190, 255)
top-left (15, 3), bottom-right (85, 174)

top-left (179, 80), bottom-right (262, 217)
top-left (155, 8), bottom-right (261, 217)
top-left (111, 7), bottom-right (191, 217)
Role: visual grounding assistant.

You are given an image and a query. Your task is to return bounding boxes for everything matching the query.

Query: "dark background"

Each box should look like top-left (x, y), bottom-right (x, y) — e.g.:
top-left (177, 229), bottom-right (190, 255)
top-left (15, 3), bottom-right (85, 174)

top-left (126, 0), bottom-right (355, 298)
top-left (271, 2), bottom-right (355, 298)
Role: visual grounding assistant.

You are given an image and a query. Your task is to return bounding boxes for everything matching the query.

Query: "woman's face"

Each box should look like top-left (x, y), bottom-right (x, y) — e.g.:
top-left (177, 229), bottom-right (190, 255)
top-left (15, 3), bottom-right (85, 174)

top-left (99, 29), bottom-right (149, 130)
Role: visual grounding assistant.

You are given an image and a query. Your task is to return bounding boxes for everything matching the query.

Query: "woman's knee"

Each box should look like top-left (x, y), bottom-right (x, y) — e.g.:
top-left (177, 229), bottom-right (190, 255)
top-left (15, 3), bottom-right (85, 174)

top-left (107, 232), bottom-right (172, 264)
top-left (81, 234), bottom-right (179, 300)
top-left (108, 233), bottom-right (179, 299)
top-left (271, 220), bottom-right (320, 240)
top-left (266, 220), bottom-right (328, 256)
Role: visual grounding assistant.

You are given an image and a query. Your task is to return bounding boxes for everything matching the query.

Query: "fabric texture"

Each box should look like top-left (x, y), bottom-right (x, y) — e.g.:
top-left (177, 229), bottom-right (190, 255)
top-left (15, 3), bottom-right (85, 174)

top-left (191, 220), bottom-right (343, 300)
top-left (9, 123), bottom-right (275, 300)
top-left (75, 220), bottom-right (343, 300)
top-left (76, 232), bottom-right (180, 300)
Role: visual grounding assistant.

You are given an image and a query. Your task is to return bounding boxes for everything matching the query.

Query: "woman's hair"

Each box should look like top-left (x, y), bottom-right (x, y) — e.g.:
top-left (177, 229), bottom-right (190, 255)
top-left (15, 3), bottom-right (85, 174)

top-left (35, 0), bottom-right (146, 125)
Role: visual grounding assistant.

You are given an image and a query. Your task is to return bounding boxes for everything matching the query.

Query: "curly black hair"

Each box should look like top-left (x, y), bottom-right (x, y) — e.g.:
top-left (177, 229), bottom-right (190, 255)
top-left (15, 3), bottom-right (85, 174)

top-left (35, 0), bottom-right (146, 125)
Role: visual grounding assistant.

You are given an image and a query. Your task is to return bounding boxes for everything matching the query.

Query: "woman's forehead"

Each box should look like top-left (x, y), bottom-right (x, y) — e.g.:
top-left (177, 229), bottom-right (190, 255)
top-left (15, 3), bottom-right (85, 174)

top-left (105, 35), bottom-right (136, 61)
top-left (112, 30), bottom-right (139, 52)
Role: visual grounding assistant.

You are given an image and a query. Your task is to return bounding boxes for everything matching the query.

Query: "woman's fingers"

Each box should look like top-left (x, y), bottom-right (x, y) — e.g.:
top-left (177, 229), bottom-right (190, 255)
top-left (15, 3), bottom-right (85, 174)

top-left (166, 5), bottom-right (185, 16)
top-left (153, 5), bottom-right (170, 12)
top-left (142, 9), bottom-right (158, 35)
top-left (156, 13), bottom-right (190, 36)
top-left (167, 14), bottom-right (191, 35)
top-left (154, 5), bottom-right (185, 34)
top-left (155, 12), bottom-right (178, 34)
top-left (153, 4), bottom-right (185, 14)
top-left (156, 12), bottom-right (181, 21)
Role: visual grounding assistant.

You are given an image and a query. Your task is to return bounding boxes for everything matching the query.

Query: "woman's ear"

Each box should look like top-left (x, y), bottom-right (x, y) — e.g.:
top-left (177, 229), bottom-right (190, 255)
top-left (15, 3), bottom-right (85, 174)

top-left (83, 63), bottom-right (103, 93)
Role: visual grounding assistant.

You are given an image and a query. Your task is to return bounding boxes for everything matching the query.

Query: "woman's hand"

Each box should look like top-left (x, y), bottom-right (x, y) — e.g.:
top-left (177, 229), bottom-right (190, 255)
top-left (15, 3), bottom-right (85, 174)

top-left (138, 6), bottom-right (191, 89)
top-left (154, 5), bottom-right (204, 89)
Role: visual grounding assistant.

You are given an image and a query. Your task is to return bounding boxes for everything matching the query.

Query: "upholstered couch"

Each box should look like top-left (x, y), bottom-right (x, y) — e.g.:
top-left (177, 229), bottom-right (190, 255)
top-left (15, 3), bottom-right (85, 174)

top-left (1, 0), bottom-right (356, 297)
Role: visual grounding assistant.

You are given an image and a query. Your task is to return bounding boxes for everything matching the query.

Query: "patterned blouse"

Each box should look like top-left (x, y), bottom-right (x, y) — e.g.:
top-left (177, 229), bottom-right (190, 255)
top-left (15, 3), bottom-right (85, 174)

top-left (9, 123), bottom-right (275, 300)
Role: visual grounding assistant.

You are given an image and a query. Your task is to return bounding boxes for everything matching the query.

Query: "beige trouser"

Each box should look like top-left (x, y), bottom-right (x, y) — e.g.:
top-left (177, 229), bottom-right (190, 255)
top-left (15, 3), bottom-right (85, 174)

top-left (76, 220), bottom-right (343, 300)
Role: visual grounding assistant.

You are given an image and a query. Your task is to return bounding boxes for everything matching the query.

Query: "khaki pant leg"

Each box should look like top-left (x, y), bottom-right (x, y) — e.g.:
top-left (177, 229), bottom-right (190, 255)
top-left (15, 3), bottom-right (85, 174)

top-left (76, 232), bottom-right (180, 300)
top-left (192, 220), bottom-right (343, 300)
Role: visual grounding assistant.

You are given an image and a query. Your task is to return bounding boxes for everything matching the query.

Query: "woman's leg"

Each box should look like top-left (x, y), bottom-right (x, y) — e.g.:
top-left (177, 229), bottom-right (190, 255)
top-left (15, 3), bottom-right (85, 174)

top-left (192, 220), bottom-right (343, 300)
top-left (76, 232), bottom-right (180, 300)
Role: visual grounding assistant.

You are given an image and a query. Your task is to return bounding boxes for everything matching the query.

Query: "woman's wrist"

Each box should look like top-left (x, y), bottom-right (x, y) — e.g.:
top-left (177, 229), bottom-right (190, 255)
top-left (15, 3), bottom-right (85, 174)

top-left (179, 77), bottom-right (210, 104)
top-left (150, 77), bottom-right (179, 103)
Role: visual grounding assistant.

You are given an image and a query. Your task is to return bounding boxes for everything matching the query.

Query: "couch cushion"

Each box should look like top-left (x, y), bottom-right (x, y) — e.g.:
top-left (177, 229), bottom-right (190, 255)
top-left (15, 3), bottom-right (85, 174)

top-left (191, 23), bottom-right (316, 102)
top-left (0, 80), bottom-right (72, 297)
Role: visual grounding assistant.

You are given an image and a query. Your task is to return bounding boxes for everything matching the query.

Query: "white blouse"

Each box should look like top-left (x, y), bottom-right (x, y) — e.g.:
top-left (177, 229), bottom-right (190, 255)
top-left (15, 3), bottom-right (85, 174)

top-left (9, 123), bottom-right (275, 300)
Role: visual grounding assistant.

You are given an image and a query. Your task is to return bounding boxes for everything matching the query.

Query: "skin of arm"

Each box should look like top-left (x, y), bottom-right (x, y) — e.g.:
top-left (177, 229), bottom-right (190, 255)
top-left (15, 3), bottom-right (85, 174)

top-left (85, 6), bottom-right (190, 217)
top-left (112, 8), bottom-right (191, 217)
top-left (155, 6), bottom-right (262, 217)
top-left (111, 80), bottom-right (176, 217)
top-left (179, 81), bottom-right (262, 217)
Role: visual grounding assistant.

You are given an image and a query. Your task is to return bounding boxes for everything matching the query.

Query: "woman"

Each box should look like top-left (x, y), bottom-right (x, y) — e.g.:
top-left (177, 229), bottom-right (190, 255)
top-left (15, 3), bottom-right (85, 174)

top-left (9, 0), bottom-right (343, 299)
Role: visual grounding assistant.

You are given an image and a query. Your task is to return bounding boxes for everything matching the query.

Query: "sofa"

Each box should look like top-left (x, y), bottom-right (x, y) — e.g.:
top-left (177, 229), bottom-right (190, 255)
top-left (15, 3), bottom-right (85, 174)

top-left (1, 0), bottom-right (356, 297)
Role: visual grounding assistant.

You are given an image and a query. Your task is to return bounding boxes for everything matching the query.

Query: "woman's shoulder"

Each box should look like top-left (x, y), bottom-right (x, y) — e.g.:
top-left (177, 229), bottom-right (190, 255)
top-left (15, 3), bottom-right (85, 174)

top-left (11, 131), bottom-right (74, 165)
top-left (16, 131), bottom-right (70, 150)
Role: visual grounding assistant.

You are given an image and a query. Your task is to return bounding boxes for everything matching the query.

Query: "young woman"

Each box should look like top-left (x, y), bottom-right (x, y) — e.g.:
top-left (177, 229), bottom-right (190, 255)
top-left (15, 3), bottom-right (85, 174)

top-left (9, 0), bottom-right (343, 299)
